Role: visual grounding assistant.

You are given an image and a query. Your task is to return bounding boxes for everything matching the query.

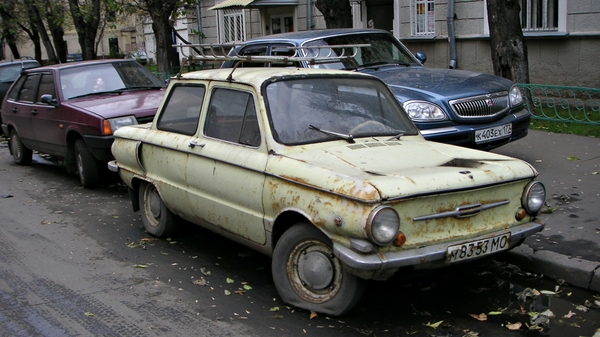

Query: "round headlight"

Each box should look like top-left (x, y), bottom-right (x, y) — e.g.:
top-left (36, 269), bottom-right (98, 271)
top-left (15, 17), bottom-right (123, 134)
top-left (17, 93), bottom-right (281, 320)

top-left (367, 207), bottom-right (400, 246)
top-left (522, 181), bottom-right (546, 214)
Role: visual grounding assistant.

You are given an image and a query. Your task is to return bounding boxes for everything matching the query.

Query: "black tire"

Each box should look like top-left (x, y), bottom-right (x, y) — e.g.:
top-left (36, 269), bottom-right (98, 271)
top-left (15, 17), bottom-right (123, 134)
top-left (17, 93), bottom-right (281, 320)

top-left (138, 181), bottom-right (177, 238)
top-left (272, 222), bottom-right (366, 316)
top-left (74, 139), bottom-right (100, 188)
top-left (9, 130), bottom-right (32, 165)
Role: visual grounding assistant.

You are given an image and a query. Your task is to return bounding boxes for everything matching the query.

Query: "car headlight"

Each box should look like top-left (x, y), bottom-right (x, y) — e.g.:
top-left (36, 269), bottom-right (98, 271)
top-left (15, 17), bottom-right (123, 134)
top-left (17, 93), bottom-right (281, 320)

top-left (103, 116), bottom-right (138, 135)
top-left (521, 181), bottom-right (546, 214)
top-left (367, 206), bottom-right (400, 246)
top-left (509, 85), bottom-right (524, 107)
top-left (403, 101), bottom-right (447, 121)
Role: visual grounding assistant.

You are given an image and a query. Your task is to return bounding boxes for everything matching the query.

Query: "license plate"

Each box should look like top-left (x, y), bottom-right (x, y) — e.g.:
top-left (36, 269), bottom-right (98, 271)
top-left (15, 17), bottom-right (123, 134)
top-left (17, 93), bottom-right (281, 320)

top-left (475, 124), bottom-right (512, 143)
top-left (446, 233), bottom-right (511, 263)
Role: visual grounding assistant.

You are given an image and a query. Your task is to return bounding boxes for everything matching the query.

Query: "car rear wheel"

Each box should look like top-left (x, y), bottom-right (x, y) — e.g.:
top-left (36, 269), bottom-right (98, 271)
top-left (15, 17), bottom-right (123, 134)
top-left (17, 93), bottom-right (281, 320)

top-left (139, 181), bottom-right (177, 238)
top-left (74, 139), bottom-right (100, 188)
top-left (9, 130), bottom-right (32, 165)
top-left (272, 222), bottom-right (366, 316)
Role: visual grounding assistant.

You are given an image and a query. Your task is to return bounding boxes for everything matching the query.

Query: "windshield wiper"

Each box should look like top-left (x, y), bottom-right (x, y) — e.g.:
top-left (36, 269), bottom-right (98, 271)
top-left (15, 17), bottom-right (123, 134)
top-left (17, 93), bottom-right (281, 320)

top-left (309, 125), bottom-right (355, 144)
top-left (387, 131), bottom-right (405, 141)
top-left (126, 85), bottom-right (164, 90)
top-left (69, 89), bottom-right (125, 99)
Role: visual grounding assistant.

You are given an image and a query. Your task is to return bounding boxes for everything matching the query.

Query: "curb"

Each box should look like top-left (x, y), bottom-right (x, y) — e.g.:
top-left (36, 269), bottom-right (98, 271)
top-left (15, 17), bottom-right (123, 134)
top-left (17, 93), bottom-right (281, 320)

top-left (504, 244), bottom-right (600, 292)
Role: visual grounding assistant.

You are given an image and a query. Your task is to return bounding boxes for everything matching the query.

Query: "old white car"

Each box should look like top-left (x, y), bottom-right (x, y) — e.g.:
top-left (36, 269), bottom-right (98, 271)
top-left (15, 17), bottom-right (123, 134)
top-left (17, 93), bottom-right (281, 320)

top-left (109, 62), bottom-right (545, 315)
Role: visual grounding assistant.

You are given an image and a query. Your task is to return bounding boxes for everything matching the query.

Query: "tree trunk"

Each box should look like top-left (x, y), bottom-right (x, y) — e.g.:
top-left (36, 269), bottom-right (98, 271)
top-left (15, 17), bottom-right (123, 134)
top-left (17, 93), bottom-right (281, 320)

top-left (25, 1), bottom-right (58, 64)
top-left (486, 0), bottom-right (529, 84)
top-left (315, 0), bottom-right (352, 29)
top-left (68, 0), bottom-right (100, 61)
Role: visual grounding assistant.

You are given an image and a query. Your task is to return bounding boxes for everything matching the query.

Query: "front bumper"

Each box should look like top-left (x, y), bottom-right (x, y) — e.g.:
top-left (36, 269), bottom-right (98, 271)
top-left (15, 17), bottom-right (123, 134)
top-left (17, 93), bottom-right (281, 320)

top-left (334, 220), bottom-right (544, 278)
top-left (418, 108), bottom-right (530, 150)
top-left (83, 134), bottom-right (115, 161)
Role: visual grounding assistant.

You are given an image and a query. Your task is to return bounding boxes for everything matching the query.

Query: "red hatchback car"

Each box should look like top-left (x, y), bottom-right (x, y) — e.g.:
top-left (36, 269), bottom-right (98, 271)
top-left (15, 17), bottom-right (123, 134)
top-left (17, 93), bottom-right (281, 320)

top-left (1, 59), bottom-right (165, 187)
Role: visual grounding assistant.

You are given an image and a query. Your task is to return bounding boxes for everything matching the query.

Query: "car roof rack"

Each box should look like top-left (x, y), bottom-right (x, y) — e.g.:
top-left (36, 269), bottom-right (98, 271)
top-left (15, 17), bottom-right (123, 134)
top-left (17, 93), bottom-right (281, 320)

top-left (172, 42), bottom-right (370, 81)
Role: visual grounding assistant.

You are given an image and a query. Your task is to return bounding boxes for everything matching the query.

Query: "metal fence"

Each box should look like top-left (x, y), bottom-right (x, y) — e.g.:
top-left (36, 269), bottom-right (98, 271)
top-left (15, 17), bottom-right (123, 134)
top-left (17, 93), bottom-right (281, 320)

top-left (517, 84), bottom-right (600, 125)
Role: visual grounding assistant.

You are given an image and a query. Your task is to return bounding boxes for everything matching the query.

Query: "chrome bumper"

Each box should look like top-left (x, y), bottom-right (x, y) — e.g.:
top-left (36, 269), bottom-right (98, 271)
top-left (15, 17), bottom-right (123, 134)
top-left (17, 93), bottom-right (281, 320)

top-left (333, 221), bottom-right (544, 271)
top-left (107, 160), bottom-right (119, 173)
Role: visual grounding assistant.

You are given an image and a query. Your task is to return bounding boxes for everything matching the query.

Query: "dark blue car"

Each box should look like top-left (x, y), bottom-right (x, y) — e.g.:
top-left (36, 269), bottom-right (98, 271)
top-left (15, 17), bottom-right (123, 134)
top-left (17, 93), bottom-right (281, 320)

top-left (221, 29), bottom-right (530, 150)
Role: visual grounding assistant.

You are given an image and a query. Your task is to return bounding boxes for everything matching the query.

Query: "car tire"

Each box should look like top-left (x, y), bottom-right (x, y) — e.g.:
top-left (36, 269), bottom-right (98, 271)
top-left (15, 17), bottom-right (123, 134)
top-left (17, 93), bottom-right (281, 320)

top-left (9, 130), bottom-right (32, 165)
top-left (138, 181), bottom-right (177, 238)
top-left (272, 222), bottom-right (366, 316)
top-left (74, 139), bottom-right (100, 188)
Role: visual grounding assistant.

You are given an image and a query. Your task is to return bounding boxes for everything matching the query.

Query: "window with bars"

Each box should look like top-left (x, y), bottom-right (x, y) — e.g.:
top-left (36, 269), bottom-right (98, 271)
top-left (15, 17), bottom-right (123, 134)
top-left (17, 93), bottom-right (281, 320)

top-left (521, 0), bottom-right (559, 31)
top-left (410, 0), bottom-right (435, 36)
top-left (220, 9), bottom-right (246, 43)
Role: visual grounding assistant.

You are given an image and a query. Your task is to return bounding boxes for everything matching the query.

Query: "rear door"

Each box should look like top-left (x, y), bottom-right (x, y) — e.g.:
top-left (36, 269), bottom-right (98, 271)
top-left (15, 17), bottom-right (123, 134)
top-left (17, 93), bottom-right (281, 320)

top-left (3, 73), bottom-right (41, 149)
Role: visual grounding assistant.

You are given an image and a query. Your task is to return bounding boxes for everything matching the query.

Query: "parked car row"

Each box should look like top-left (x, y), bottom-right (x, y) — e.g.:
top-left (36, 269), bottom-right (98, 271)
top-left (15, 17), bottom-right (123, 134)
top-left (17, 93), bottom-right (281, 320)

top-left (1, 30), bottom-right (543, 316)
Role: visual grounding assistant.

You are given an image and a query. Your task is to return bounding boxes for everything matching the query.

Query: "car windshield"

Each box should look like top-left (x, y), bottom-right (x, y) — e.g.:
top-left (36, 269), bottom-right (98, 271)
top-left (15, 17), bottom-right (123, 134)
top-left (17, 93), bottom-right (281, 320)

top-left (302, 33), bottom-right (420, 70)
top-left (265, 76), bottom-right (418, 145)
top-left (59, 61), bottom-right (164, 100)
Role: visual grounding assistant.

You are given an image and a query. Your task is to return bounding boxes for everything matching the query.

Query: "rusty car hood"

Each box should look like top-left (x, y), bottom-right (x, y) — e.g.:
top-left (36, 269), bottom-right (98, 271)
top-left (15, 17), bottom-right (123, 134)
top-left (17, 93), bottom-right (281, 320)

top-left (267, 138), bottom-right (537, 202)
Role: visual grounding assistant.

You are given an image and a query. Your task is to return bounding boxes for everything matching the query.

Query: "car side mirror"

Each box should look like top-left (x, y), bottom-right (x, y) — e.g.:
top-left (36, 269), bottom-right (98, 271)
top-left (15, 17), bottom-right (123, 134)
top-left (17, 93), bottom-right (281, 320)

top-left (40, 94), bottom-right (58, 106)
top-left (415, 52), bottom-right (427, 64)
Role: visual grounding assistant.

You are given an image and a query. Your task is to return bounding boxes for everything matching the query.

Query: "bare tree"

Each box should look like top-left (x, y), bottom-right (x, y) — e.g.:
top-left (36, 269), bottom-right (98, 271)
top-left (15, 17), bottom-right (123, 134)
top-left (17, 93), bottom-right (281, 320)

top-left (315, 0), bottom-right (352, 29)
top-left (486, 0), bottom-right (529, 83)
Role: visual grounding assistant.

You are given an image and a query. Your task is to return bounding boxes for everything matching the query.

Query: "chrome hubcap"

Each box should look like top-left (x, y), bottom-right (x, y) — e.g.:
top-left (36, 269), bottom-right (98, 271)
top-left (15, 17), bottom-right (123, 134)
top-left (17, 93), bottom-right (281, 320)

top-left (298, 250), bottom-right (334, 290)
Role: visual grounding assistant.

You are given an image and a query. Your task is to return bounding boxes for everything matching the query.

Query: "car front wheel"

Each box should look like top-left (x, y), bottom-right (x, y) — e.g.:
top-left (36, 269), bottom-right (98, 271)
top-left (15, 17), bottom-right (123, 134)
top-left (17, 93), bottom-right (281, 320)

top-left (74, 139), bottom-right (100, 188)
top-left (9, 130), bottom-right (32, 165)
top-left (138, 181), bottom-right (177, 238)
top-left (272, 222), bottom-right (366, 316)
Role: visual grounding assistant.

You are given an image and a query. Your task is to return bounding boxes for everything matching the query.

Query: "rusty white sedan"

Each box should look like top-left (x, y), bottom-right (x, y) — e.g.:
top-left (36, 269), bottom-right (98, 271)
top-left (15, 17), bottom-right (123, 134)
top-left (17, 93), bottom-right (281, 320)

top-left (109, 66), bottom-right (545, 316)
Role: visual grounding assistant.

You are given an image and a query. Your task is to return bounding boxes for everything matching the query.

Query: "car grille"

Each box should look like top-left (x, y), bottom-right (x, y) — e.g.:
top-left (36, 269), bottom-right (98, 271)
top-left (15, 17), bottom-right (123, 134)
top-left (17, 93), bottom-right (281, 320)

top-left (136, 116), bottom-right (155, 124)
top-left (450, 92), bottom-right (509, 118)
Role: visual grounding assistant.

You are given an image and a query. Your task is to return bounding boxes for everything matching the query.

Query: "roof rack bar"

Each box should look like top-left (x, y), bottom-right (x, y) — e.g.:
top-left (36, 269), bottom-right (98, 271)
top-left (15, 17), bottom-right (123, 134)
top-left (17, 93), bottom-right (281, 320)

top-left (172, 43), bottom-right (370, 65)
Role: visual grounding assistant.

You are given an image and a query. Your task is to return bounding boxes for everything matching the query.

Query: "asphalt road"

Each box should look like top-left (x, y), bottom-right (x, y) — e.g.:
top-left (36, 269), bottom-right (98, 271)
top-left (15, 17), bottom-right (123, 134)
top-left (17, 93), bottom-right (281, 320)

top-left (1, 137), bottom-right (599, 337)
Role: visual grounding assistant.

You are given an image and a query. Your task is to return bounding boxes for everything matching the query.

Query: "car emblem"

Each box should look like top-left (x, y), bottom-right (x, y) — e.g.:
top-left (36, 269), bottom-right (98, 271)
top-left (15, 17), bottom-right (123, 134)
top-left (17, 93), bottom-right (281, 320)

top-left (486, 98), bottom-right (494, 107)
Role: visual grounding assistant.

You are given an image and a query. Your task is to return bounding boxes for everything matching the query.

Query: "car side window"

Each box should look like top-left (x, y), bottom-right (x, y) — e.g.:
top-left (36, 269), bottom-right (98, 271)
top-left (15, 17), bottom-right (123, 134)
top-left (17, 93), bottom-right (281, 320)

top-left (7, 76), bottom-right (26, 100)
top-left (18, 74), bottom-right (41, 103)
top-left (236, 46), bottom-right (268, 68)
top-left (205, 88), bottom-right (260, 147)
top-left (156, 84), bottom-right (205, 135)
top-left (37, 74), bottom-right (56, 103)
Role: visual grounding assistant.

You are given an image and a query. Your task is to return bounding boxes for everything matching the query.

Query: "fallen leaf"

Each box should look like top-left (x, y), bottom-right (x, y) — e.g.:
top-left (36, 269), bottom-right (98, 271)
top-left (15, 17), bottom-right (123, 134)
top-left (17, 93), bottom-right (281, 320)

top-left (84, 311), bottom-right (94, 317)
top-left (540, 290), bottom-right (557, 296)
top-left (224, 290), bottom-right (231, 295)
top-left (141, 237), bottom-right (158, 242)
top-left (269, 306), bottom-right (280, 312)
top-left (243, 285), bottom-right (252, 290)
top-left (133, 264), bottom-right (148, 268)
top-left (200, 268), bottom-right (211, 275)
top-left (126, 242), bottom-right (137, 248)
top-left (192, 278), bottom-right (208, 286)
top-left (488, 311), bottom-right (502, 316)
top-left (470, 313), bottom-right (487, 321)
top-left (563, 311), bottom-right (575, 318)
top-left (112, 215), bottom-right (119, 219)
top-left (310, 311), bottom-right (318, 319)
top-left (505, 322), bottom-right (522, 330)
top-left (535, 160), bottom-right (542, 163)
top-left (574, 304), bottom-right (589, 312)
top-left (423, 320), bottom-right (443, 329)
top-left (592, 171), bottom-right (599, 175)
top-left (567, 156), bottom-right (579, 161)
top-left (227, 278), bottom-right (234, 283)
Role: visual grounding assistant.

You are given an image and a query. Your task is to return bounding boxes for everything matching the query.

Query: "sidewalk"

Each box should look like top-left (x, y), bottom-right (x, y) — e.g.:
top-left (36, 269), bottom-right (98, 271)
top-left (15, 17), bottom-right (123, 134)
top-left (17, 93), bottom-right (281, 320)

top-left (492, 130), bottom-right (600, 292)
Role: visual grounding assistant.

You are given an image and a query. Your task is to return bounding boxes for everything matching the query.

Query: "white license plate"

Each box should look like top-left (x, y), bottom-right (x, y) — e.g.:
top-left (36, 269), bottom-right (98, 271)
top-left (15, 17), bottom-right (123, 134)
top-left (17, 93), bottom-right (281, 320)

top-left (475, 124), bottom-right (512, 143)
top-left (446, 233), bottom-right (511, 263)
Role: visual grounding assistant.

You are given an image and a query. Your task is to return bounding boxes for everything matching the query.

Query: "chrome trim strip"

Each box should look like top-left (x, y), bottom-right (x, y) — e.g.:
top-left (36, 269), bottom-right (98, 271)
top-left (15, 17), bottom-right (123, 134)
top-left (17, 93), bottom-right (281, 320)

top-left (412, 200), bottom-right (510, 221)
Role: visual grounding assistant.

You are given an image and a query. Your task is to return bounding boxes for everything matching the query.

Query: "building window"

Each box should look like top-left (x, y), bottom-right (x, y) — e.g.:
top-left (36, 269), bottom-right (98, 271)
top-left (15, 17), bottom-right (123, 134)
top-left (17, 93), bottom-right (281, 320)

top-left (521, 0), bottom-right (558, 31)
top-left (220, 9), bottom-right (246, 43)
top-left (410, 0), bottom-right (435, 36)
top-left (270, 16), bottom-right (294, 34)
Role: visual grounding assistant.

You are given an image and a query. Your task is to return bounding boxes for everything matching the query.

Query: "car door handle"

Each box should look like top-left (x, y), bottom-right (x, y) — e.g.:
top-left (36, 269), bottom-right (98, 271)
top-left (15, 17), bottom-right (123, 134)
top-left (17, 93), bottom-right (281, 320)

top-left (31, 109), bottom-right (38, 115)
top-left (188, 141), bottom-right (205, 149)
top-left (11, 107), bottom-right (17, 113)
